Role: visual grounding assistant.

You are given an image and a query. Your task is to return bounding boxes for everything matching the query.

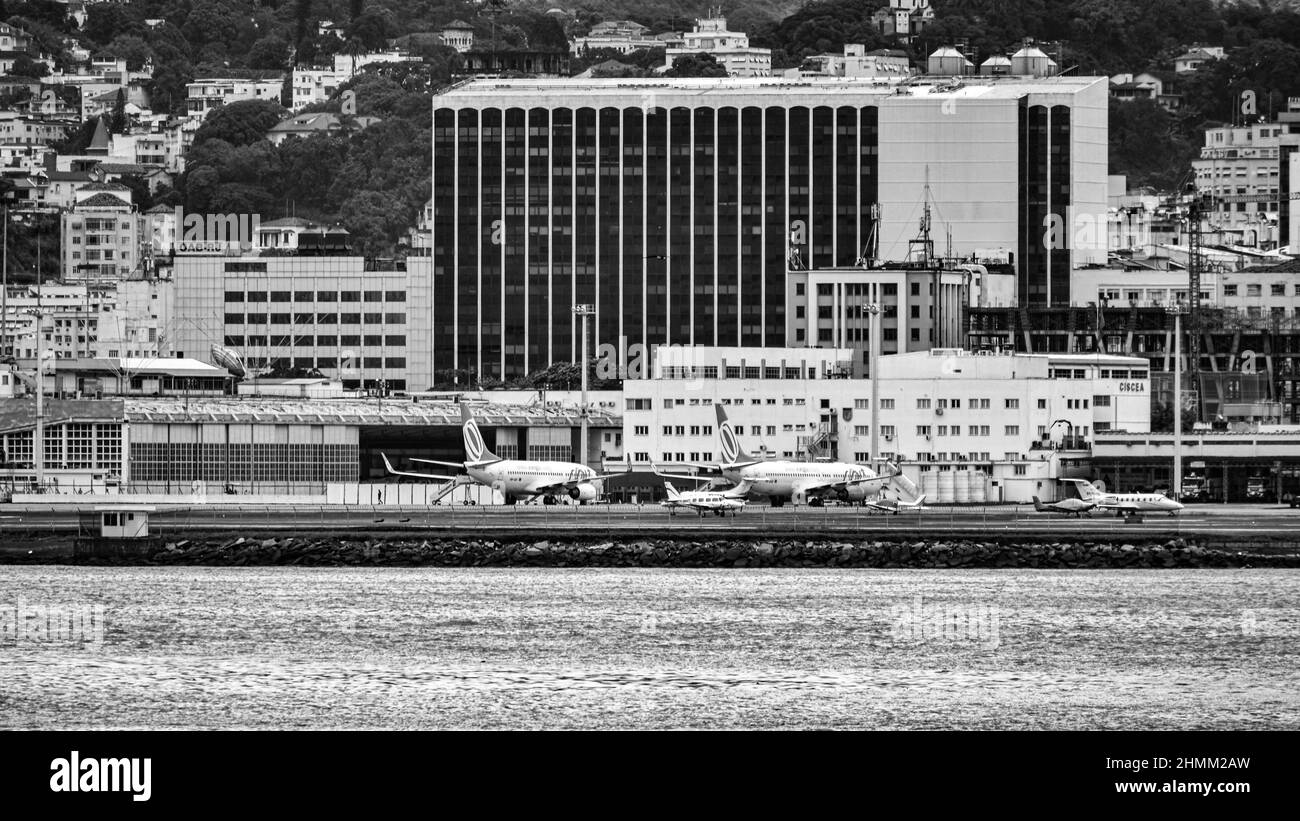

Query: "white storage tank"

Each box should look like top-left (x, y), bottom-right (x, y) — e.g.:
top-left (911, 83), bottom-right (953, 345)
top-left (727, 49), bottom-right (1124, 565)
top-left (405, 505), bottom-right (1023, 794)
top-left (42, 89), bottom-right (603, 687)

top-left (1010, 46), bottom-right (1057, 77)
top-left (953, 469), bottom-right (971, 503)
top-left (937, 471), bottom-right (956, 503)
top-left (927, 47), bottom-right (973, 76)
top-left (920, 472), bottom-right (938, 501)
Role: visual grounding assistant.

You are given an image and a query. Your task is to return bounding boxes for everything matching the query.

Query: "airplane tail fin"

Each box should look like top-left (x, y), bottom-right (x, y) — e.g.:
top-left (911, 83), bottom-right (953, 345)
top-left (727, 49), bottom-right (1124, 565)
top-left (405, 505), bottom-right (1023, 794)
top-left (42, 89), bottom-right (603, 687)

top-left (459, 403), bottom-right (499, 464)
top-left (715, 403), bottom-right (754, 465)
top-left (1065, 479), bottom-right (1102, 502)
top-left (1032, 495), bottom-right (1046, 512)
top-left (664, 481), bottom-right (679, 500)
top-left (888, 469), bottom-right (921, 503)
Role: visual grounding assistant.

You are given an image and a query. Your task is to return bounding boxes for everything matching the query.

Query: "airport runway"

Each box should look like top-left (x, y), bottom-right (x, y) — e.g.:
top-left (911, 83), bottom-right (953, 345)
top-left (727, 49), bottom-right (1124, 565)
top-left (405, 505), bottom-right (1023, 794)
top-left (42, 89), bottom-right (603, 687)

top-left (3, 501), bottom-right (1299, 542)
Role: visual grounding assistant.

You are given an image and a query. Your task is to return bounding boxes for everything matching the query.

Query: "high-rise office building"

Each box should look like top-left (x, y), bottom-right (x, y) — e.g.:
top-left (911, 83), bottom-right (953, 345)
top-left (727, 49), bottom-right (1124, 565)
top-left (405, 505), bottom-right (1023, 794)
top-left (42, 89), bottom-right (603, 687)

top-left (421, 76), bottom-right (1107, 384)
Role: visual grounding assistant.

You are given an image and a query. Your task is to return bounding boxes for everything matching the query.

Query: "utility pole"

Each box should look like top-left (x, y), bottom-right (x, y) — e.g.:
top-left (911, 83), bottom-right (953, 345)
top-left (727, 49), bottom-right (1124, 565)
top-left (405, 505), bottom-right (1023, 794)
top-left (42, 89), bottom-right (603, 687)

top-left (866, 302), bottom-right (881, 471)
top-left (1168, 302), bottom-right (1188, 500)
top-left (2, 205), bottom-right (7, 358)
top-left (573, 304), bottom-right (594, 469)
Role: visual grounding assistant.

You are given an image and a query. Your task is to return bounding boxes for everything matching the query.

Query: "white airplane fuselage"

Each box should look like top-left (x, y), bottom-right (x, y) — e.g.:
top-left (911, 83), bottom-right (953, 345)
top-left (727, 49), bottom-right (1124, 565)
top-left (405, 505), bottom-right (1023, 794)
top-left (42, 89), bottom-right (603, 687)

top-left (722, 462), bottom-right (879, 499)
top-left (662, 493), bottom-right (746, 514)
top-left (469, 461), bottom-right (600, 500)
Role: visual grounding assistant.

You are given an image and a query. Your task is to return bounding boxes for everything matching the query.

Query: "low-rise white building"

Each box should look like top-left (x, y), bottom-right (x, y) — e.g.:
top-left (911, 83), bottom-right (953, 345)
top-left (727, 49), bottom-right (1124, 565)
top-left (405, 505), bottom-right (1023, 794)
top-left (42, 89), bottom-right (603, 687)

top-left (664, 15), bottom-right (770, 77)
top-left (621, 346), bottom-right (1150, 501)
top-left (186, 77), bottom-right (284, 118)
top-left (289, 68), bottom-right (348, 111)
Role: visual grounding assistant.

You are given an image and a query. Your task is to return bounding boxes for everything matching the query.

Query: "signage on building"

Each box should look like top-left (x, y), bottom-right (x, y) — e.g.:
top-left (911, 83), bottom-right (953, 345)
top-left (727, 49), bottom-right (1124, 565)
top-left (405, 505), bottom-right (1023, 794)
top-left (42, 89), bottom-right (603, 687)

top-left (1219, 193), bottom-right (1277, 203)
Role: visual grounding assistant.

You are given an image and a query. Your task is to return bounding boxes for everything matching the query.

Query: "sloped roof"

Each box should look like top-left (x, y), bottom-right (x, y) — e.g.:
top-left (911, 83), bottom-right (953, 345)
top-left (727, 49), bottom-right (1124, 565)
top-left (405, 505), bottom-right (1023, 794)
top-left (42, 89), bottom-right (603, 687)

top-left (76, 191), bottom-right (131, 208)
top-left (87, 116), bottom-right (111, 152)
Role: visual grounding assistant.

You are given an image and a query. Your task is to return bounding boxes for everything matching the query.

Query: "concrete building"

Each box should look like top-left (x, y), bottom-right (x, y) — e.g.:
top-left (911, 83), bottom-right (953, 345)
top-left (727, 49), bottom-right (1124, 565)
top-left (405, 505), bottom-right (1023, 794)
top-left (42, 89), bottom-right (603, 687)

top-left (0, 396), bottom-right (622, 496)
top-left (664, 15), bottom-right (771, 77)
top-left (0, 111), bottom-right (77, 146)
top-left (1193, 118), bottom-right (1286, 248)
top-left (0, 279), bottom-right (172, 364)
top-left (872, 0), bottom-right (934, 43)
top-left (440, 21), bottom-right (475, 53)
top-left (425, 74), bottom-right (1109, 382)
top-left (289, 68), bottom-right (348, 111)
top-left (172, 253), bottom-right (412, 391)
top-left (60, 184), bottom-right (142, 281)
top-left (185, 78), bottom-right (284, 118)
top-left (797, 45), bottom-right (913, 79)
top-left (571, 20), bottom-right (661, 56)
top-left (1174, 45), bottom-right (1225, 74)
top-left (783, 266), bottom-right (990, 375)
top-left (621, 345), bottom-right (1148, 501)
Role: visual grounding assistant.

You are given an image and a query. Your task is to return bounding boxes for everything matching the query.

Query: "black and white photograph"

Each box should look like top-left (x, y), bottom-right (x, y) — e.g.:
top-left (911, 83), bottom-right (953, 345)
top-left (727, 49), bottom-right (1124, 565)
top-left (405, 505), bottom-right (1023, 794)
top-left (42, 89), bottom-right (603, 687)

top-left (0, 0), bottom-right (1295, 805)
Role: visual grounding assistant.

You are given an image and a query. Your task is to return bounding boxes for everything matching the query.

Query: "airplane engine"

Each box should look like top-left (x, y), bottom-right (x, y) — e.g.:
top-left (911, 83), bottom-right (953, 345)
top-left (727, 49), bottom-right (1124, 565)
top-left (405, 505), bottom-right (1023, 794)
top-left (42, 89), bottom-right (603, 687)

top-left (568, 483), bottom-right (598, 502)
top-left (843, 485), bottom-right (870, 503)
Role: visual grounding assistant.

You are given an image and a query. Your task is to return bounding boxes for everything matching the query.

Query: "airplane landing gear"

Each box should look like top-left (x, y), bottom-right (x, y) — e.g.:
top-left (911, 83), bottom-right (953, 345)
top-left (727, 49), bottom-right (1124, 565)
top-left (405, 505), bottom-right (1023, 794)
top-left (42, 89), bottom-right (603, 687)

top-left (542, 495), bottom-right (557, 505)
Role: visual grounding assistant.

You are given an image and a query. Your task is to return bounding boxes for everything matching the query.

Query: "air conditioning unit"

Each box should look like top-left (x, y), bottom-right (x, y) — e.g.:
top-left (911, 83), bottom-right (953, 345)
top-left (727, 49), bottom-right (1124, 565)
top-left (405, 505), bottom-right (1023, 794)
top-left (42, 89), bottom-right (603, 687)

top-left (936, 407), bottom-right (944, 415)
top-left (884, 435), bottom-right (893, 442)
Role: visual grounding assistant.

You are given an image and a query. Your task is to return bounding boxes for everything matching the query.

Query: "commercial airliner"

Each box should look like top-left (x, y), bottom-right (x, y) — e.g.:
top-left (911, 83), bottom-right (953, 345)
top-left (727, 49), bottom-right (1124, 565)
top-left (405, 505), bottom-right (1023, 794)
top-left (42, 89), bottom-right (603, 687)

top-left (1062, 479), bottom-right (1184, 516)
top-left (662, 405), bottom-right (898, 507)
top-left (660, 480), bottom-right (752, 516)
top-left (382, 404), bottom-right (626, 505)
top-left (1031, 496), bottom-right (1097, 517)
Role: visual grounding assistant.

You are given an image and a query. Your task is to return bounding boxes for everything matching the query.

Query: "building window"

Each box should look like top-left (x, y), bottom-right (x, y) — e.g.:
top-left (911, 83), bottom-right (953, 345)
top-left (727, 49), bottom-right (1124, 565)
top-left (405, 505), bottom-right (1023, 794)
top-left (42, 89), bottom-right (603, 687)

top-left (880, 398), bottom-right (894, 410)
top-left (1005, 425), bottom-right (1019, 436)
top-left (1037, 398), bottom-right (1047, 409)
top-left (1005, 398), bottom-right (1019, 409)
top-left (916, 398), bottom-right (930, 410)
top-left (1224, 284), bottom-right (1237, 296)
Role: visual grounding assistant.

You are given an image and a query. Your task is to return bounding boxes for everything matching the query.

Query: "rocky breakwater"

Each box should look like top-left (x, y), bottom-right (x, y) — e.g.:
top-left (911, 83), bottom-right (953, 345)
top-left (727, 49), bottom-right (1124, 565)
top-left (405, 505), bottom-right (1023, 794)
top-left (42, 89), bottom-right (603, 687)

top-left (37, 536), bottom-right (1300, 568)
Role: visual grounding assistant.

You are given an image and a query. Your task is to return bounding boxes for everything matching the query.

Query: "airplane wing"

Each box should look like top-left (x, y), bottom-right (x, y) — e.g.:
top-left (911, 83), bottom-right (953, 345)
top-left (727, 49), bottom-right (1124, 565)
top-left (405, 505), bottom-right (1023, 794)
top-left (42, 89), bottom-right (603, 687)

top-left (381, 454), bottom-right (459, 482)
top-left (801, 472), bottom-right (895, 497)
top-left (411, 457), bottom-right (468, 469)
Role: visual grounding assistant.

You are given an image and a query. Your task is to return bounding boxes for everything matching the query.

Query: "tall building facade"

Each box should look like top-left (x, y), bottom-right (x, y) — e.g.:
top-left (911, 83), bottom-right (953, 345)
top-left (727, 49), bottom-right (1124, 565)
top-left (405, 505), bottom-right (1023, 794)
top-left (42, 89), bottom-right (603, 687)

top-left (424, 76), bottom-right (1107, 384)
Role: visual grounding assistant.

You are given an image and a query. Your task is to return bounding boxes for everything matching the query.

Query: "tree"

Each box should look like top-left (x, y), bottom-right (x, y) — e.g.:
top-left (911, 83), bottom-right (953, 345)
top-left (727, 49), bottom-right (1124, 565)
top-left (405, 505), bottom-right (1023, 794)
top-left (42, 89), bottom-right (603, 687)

top-left (192, 99), bottom-right (287, 148)
top-left (1108, 98), bottom-right (1197, 191)
top-left (104, 34), bottom-right (154, 70)
top-left (82, 2), bottom-right (143, 47)
top-left (149, 42), bottom-right (195, 116)
top-left (246, 35), bottom-right (290, 70)
top-left (664, 52), bottom-right (727, 78)
top-left (8, 56), bottom-right (49, 77)
top-left (110, 89), bottom-right (127, 133)
top-left (1151, 402), bottom-right (1199, 433)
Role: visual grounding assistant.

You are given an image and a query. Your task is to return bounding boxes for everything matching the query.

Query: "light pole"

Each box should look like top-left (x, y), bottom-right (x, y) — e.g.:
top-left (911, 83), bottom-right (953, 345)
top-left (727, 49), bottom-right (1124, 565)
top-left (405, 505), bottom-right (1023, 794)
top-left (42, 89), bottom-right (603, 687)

top-left (865, 303), bottom-right (881, 470)
top-left (573, 304), bottom-right (594, 469)
top-left (1167, 302), bottom-right (1189, 500)
top-left (26, 307), bottom-right (45, 491)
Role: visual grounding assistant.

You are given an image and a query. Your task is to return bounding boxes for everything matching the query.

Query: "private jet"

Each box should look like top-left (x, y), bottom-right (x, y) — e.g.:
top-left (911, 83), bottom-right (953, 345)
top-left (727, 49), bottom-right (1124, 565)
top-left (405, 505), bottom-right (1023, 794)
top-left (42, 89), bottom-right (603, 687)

top-left (1031, 496), bottom-right (1097, 517)
top-left (382, 404), bottom-right (626, 505)
top-left (660, 480), bottom-right (752, 517)
top-left (1062, 478), bottom-right (1184, 517)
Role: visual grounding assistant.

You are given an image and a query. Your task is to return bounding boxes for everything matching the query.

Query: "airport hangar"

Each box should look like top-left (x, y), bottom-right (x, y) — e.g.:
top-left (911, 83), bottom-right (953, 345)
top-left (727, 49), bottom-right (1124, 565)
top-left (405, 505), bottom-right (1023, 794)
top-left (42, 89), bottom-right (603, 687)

top-left (0, 396), bottom-right (651, 500)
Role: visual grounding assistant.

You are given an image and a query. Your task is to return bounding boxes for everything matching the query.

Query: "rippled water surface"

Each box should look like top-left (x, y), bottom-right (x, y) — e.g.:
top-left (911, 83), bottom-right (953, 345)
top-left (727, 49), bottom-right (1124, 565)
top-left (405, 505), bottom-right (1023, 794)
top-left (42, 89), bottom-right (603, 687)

top-left (0, 567), bottom-right (1296, 729)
